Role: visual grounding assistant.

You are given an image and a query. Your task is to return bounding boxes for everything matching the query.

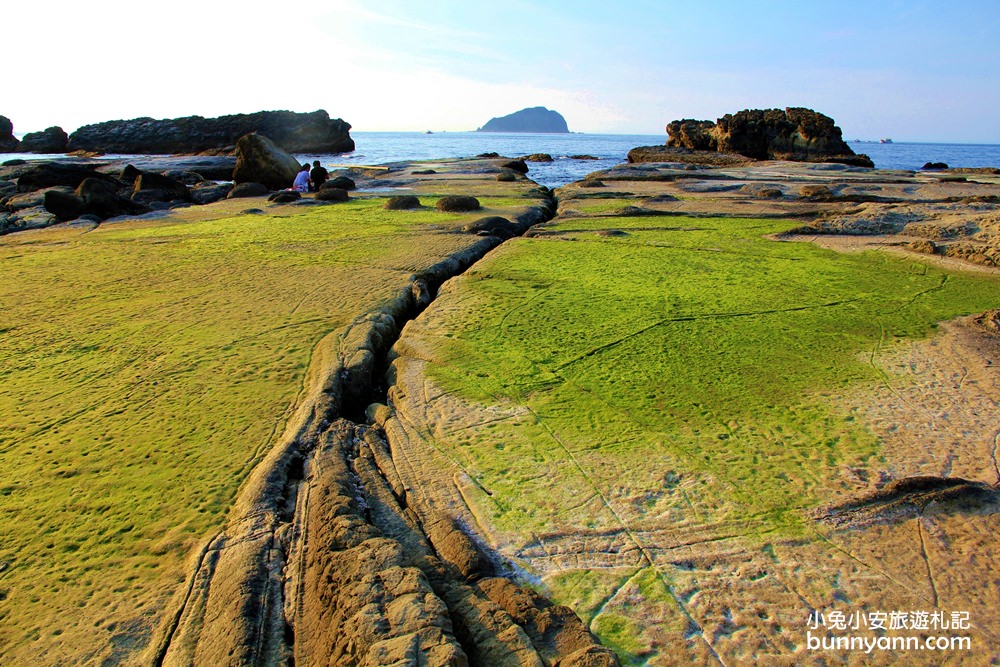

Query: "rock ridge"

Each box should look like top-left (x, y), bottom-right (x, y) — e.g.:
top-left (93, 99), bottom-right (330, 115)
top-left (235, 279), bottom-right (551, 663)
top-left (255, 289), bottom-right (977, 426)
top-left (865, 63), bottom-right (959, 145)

top-left (664, 107), bottom-right (873, 167)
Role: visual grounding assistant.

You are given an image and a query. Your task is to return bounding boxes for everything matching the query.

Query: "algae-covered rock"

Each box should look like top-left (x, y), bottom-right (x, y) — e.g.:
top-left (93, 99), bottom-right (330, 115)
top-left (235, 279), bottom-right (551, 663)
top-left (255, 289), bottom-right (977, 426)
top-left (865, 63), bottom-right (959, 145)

top-left (232, 133), bottom-right (301, 190)
top-left (436, 195), bottom-right (480, 212)
top-left (385, 195), bottom-right (421, 210)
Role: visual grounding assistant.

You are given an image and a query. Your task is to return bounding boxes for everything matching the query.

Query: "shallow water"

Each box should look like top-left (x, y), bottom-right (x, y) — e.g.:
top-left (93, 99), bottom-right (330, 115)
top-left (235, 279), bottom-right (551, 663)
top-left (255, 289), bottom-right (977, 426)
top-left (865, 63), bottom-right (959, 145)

top-left (6, 132), bottom-right (1000, 189)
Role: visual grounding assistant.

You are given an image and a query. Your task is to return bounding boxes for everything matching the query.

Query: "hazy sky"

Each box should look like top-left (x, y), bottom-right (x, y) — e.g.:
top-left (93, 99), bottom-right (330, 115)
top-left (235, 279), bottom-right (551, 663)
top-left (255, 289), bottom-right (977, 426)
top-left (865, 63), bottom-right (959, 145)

top-left (6, 0), bottom-right (1000, 142)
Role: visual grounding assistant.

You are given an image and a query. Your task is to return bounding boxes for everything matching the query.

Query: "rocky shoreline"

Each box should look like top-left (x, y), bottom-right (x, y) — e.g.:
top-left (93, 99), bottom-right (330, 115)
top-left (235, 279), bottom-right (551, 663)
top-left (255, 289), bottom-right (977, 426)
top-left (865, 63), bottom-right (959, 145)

top-left (0, 109), bottom-right (353, 156)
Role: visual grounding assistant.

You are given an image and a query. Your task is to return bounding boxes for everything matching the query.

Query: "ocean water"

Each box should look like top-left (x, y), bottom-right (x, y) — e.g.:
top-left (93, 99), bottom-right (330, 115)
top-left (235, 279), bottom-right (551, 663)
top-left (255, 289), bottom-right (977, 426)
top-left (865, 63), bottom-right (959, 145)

top-left (303, 133), bottom-right (1000, 187)
top-left (6, 132), bottom-right (1000, 189)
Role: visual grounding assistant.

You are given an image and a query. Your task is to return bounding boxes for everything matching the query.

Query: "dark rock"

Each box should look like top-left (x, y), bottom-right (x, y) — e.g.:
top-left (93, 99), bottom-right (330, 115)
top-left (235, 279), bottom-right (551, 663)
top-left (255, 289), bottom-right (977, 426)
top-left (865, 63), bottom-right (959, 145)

top-left (477, 152), bottom-right (502, 158)
top-left (571, 154), bottom-right (600, 160)
top-left (412, 169), bottom-right (437, 175)
top-left (19, 127), bottom-right (68, 153)
top-left (522, 153), bottom-right (553, 162)
top-left (227, 182), bottom-right (270, 199)
top-left (77, 178), bottom-right (150, 219)
top-left (323, 175), bottom-right (355, 190)
top-left (165, 170), bottom-right (205, 186)
top-left (232, 133), bottom-right (301, 190)
top-left (67, 109), bottom-right (354, 154)
top-left (497, 170), bottom-right (518, 182)
top-left (120, 164), bottom-right (142, 183)
top-left (132, 172), bottom-right (190, 203)
top-left (436, 195), bottom-right (481, 212)
top-left (478, 107), bottom-right (570, 133)
top-left (3, 159), bottom-right (26, 167)
top-left (500, 159), bottom-right (528, 173)
top-left (384, 195), bottom-right (421, 210)
top-left (241, 208), bottom-right (265, 215)
top-left (0, 116), bottom-right (19, 153)
top-left (579, 179), bottom-right (605, 188)
top-left (666, 108), bottom-right (874, 168)
top-left (17, 163), bottom-right (120, 192)
top-left (922, 162), bottom-right (949, 170)
top-left (463, 216), bottom-right (516, 238)
top-left (190, 182), bottom-right (233, 204)
top-left (268, 190), bottom-right (300, 203)
top-left (315, 187), bottom-right (349, 202)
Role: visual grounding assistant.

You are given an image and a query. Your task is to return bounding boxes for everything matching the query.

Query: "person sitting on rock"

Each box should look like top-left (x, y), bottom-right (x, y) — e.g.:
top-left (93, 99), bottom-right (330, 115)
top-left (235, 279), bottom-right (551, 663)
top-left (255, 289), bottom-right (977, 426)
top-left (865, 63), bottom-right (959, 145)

top-left (310, 160), bottom-right (328, 192)
top-left (292, 164), bottom-right (310, 192)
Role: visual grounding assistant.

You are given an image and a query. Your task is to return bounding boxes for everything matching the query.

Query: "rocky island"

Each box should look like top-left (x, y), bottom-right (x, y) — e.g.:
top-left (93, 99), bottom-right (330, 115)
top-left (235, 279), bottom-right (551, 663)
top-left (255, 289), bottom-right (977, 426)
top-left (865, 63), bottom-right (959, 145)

top-left (630, 107), bottom-right (873, 167)
top-left (477, 106), bottom-right (570, 133)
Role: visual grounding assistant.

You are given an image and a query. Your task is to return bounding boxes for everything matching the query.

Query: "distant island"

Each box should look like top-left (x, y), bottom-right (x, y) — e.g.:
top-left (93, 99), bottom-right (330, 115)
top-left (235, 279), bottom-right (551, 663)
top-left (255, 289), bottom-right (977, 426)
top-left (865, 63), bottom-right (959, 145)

top-left (477, 107), bottom-right (569, 133)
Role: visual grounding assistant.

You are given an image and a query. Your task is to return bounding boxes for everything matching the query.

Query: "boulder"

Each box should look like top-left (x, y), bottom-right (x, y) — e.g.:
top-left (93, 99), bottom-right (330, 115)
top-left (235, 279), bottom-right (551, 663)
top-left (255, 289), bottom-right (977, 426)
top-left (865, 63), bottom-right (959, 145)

top-left (191, 182), bottom-right (233, 204)
top-left (436, 195), bottom-right (481, 212)
top-left (315, 187), bottom-right (349, 202)
top-left (384, 195), bottom-right (421, 210)
top-left (232, 133), bottom-right (301, 190)
top-left (67, 109), bottom-right (354, 154)
top-left (19, 127), bottom-right (68, 153)
top-left (522, 153), bottom-right (553, 162)
top-left (666, 108), bottom-right (874, 168)
top-left (76, 178), bottom-right (149, 219)
top-left (120, 164), bottom-right (142, 183)
top-left (323, 175), bottom-right (355, 190)
top-left (0, 116), bottom-right (19, 152)
top-left (500, 159), bottom-right (528, 173)
top-left (132, 172), bottom-right (191, 204)
top-left (43, 189), bottom-right (86, 221)
top-left (227, 182), bottom-right (271, 198)
top-left (268, 190), bottom-right (300, 203)
top-left (922, 162), bottom-right (949, 170)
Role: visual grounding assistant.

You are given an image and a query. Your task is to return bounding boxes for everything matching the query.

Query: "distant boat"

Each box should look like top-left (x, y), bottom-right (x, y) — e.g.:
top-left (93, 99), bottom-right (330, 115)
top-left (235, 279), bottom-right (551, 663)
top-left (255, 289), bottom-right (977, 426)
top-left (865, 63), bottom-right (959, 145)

top-left (880, 138), bottom-right (893, 144)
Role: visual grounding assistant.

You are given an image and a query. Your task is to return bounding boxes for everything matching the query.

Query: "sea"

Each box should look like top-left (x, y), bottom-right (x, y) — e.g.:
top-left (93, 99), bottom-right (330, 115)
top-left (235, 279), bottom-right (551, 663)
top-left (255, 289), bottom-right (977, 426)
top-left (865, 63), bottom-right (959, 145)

top-left (7, 131), bottom-right (1000, 189)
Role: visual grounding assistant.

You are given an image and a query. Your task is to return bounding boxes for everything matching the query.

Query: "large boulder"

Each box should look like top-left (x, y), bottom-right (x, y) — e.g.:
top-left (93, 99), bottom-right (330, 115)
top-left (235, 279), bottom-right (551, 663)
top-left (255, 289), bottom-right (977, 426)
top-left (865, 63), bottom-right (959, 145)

top-left (67, 109), bottom-right (354, 154)
top-left (20, 127), bottom-right (69, 153)
top-left (0, 116), bottom-right (21, 152)
top-left (232, 133), bottom-right (302, 190)
top-left (666, 107), bottom-right (873, 168)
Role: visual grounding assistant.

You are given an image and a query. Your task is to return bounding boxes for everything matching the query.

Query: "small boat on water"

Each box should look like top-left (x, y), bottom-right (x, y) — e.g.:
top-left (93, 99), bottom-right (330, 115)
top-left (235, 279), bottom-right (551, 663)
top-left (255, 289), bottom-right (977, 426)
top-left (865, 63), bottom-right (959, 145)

top-left (880, 138), bottom-right (893, 144)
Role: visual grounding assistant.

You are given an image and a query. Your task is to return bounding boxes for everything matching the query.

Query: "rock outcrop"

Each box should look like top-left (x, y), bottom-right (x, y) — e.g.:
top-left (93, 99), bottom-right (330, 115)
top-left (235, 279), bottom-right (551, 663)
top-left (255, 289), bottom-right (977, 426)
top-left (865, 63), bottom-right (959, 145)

top-left (0, 116), bottom-right (20, 152)
top-left (478, 107), bottom-right (570, 133)
top-left (20, 127), bottom-right (69, 153)
top-left (232, 133), bottom-right (302, 190)
top-left (67, 109), bottom-right (354, 155)
top-left (666, 107), bottom-right (873, 168)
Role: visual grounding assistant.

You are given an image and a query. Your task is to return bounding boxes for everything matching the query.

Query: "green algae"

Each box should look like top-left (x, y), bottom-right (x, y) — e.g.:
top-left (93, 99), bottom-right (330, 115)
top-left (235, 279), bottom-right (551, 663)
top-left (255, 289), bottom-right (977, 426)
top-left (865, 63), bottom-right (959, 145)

top-left (0, 196), bottom-right (532, 664)
top-left (415, 215), bottom-right (1000, 536)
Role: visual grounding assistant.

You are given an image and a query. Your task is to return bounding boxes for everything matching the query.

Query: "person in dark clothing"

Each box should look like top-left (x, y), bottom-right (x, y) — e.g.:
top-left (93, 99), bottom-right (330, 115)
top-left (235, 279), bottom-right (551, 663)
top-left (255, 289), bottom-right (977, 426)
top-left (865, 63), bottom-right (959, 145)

top-left (310, 160), bottom-right (328, 192)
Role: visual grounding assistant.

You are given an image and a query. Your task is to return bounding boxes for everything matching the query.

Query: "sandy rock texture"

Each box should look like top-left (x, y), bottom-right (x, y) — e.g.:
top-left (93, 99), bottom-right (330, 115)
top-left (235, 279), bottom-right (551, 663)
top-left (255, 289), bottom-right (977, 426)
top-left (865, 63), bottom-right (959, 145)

top-left (384, 157), bottom-right (1000, 664)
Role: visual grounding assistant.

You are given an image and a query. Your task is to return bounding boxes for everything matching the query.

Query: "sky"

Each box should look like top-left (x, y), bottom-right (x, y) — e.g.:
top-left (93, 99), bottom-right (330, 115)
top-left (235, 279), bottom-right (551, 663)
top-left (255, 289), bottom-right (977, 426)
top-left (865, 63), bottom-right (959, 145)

top-left (5, 0), bottom-right (1000, 142)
